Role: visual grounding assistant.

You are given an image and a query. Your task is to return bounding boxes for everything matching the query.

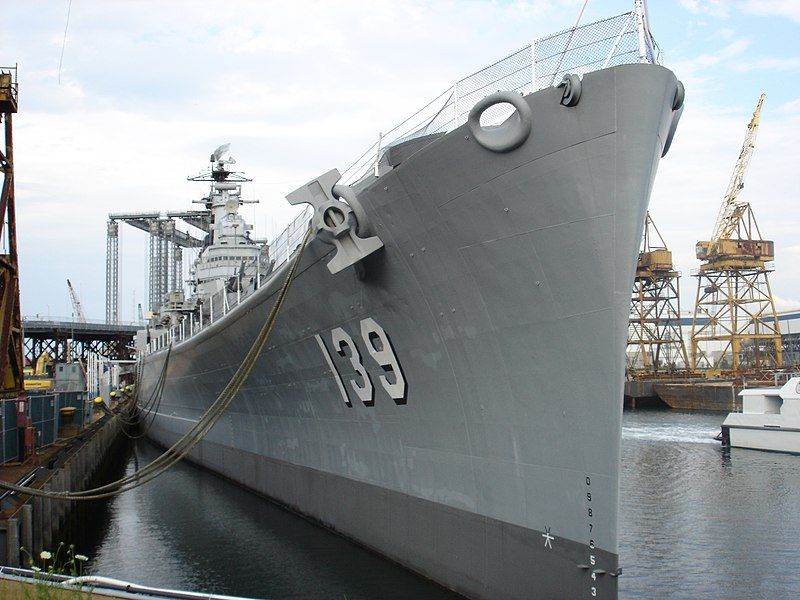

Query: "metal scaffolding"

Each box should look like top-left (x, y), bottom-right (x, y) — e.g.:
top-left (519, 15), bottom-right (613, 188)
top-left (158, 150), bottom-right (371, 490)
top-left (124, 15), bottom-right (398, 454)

top-left (627, 212), bottom-right (688, 375)
top-left (107, 212), bottom-right (205, 318)
top-left (172, 245), bottom-right (183, 295)
top-left (105, 221), bottom-right (119, 324)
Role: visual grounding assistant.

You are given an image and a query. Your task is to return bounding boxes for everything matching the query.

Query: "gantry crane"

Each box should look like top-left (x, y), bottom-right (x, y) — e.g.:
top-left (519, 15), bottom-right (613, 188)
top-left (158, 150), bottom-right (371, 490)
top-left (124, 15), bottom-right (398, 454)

top-left (627, 212), bottom-right (689, 376)
top-left (691, 93), bottom-right (782, 373)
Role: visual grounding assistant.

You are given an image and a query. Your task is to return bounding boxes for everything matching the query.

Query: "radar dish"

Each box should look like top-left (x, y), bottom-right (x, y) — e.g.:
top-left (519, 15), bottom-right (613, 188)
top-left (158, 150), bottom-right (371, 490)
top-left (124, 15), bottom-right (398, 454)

top-left (211, 143), bottom-right (231, 162)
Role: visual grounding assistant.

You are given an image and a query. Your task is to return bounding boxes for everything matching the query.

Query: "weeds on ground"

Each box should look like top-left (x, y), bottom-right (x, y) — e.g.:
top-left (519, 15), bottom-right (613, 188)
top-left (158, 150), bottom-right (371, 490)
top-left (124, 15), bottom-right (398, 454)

top-left (19, 543), bottom-right (92, 599)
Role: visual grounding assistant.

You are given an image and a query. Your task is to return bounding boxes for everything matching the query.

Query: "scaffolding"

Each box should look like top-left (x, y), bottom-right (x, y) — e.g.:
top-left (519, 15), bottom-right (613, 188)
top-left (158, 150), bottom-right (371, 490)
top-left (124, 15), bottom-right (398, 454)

top-left (107, 212), bottom-right (205, 318)
top-left (691, 94), bottom-right (782, 373)
top-left (105, 221), bottom-right (119, 324)
top-left (627, 212), bottom-right (688, 375)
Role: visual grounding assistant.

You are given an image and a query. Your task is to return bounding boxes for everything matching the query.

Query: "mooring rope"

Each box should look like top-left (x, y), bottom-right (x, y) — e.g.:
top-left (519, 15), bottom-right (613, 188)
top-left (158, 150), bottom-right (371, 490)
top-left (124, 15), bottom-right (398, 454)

top-left (112, 345), bottom-right (172, 432)
top-left (0, 227), bottom-right (313, 500)
top-left (114, 346), bottom-right (174, 440)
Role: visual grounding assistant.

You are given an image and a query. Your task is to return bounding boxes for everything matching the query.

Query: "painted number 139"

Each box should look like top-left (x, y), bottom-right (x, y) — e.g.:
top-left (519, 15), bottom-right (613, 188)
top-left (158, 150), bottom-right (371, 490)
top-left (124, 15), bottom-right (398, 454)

top-left (315, 317), bottom-right (407, 407)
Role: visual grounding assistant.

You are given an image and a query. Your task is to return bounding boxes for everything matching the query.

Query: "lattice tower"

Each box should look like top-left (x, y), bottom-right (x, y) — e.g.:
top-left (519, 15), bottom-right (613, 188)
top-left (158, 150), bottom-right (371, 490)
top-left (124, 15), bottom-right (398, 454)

top-left (148, 221), bottom-right (165, 313)
top-left (627, 212), bottom-right (688, 375)
top-left (105, 221), bottom-right (119, 324)
top-left (691, 94), bottom-right (782, 372)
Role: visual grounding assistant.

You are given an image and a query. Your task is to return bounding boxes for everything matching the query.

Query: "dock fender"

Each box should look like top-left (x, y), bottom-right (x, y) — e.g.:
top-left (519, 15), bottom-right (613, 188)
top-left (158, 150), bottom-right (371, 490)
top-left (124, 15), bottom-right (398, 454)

top-left (467, 90), bottom-right (532, 153)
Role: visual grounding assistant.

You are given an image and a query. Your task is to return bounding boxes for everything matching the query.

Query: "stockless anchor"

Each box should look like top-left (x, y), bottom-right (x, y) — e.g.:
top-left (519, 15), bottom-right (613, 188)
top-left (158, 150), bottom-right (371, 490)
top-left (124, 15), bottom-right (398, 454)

top-left (0, 226), bottom-right (313, 501)
top-left (286, 168), bottom-right (384, 275)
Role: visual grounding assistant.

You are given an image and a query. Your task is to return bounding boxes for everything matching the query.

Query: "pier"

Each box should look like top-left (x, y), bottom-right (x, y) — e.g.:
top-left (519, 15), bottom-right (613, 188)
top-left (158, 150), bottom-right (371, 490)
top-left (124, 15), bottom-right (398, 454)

top-left (22, 317), bottom-right (140, 363)
top-left (0, 404), bottom-right (127, 567)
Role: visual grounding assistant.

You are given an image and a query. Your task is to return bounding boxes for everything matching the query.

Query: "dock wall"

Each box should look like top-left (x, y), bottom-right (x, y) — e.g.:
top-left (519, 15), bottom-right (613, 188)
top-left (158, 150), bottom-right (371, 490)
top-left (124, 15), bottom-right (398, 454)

top-left (0, 411), bottom-right (125, 567)
top-left (652, 382), bottom-right (741, 412)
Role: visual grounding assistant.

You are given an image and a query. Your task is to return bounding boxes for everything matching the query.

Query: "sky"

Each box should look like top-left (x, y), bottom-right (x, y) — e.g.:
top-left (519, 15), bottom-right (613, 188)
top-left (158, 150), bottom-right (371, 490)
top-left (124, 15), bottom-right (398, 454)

top-left (1, 0), bottom-right (799, 321)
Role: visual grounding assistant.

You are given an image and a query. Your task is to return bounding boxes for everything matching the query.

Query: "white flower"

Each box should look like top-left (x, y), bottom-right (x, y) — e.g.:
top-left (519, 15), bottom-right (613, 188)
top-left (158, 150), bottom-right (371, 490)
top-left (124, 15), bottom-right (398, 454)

top-left (40, 551), bottom-right (51, 560)
top-left (31, 566), bottom-right (41, 572)
top-left (75, 554), bottom-right (88, 562)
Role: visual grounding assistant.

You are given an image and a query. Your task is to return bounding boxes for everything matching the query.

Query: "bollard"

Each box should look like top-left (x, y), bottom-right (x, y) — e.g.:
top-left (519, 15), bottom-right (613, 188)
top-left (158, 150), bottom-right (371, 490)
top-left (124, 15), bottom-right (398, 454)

top-left (42, 496), bottom-right (52, 550)
top-left (21, 504), bottom-right (33, 556)
top-left (33, 496), bottom-right (43, 555)
top-left (6, 517), bottom-right (19, 567)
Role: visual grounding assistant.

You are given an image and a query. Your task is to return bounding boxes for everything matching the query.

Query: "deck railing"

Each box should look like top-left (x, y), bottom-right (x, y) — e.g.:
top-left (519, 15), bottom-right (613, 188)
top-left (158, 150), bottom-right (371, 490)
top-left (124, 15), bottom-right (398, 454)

top-left (341, 10), bottom-right (661, 184)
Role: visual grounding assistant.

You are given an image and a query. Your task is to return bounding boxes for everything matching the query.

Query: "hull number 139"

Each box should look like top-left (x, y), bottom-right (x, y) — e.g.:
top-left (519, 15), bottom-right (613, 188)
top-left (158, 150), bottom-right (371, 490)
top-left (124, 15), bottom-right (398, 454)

top-left (315, 317), bottom-right (407, 407)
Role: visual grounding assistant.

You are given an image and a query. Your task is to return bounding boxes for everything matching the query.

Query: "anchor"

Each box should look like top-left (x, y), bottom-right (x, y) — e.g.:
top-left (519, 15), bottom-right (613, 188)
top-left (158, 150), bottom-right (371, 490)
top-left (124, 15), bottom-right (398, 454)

top-left (286, 169), bottom-right (384, 275)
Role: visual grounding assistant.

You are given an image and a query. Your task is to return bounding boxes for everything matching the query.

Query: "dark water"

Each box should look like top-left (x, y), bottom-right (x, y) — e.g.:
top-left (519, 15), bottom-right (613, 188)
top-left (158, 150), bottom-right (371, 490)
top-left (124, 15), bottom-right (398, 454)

top-left (81, 440), bottom-right (460, 599)
top-left (80, 411), bottom-right (800, 598)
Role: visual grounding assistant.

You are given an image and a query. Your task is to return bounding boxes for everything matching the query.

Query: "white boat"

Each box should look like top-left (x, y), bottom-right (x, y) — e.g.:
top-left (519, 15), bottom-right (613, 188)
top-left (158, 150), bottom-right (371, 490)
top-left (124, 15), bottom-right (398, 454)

top-left (721, 377), bottom-right (800, 454)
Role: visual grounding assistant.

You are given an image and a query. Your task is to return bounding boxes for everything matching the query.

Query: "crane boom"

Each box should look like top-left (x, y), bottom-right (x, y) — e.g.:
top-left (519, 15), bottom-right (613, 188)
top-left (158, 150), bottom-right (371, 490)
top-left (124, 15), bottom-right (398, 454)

top-left (67, 279), bottom-right (87, 323)
top-left (709, 93), bottom-right (765, 245)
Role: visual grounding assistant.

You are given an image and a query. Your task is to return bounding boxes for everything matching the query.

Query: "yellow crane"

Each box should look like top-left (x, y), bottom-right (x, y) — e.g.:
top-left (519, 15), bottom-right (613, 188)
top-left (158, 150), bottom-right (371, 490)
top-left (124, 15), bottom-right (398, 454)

top-left (691, 93), bottom-right (782, 373)
top-left (627, 212), bottom-right (689, 376)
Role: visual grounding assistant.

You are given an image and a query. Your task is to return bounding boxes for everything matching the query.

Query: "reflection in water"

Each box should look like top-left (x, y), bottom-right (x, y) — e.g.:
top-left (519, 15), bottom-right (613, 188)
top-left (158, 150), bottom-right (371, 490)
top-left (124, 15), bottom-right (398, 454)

top-left (619, 410), bottom-right (800, 598)
top-left (78, 411), bottom-right (799, 598)
top-left (83, 441), bottom-right (461, 600)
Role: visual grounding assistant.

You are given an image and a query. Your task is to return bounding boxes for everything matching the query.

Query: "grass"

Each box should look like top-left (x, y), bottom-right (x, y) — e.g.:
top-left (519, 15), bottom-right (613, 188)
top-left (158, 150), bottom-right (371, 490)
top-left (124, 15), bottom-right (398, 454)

top-left (13, 543), bottom-right (93, 600)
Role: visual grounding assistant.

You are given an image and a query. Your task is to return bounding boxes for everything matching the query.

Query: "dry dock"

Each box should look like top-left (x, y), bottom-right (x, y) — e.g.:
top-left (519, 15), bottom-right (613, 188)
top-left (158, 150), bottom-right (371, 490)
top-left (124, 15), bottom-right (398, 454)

top-left (0, 405), bottom-right (126, 567)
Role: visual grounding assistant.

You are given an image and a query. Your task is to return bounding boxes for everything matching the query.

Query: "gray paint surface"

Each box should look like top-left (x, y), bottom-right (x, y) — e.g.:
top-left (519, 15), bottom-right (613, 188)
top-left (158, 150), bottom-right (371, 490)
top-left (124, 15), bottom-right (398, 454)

top-left (138, 64), bottom-right (681, 599)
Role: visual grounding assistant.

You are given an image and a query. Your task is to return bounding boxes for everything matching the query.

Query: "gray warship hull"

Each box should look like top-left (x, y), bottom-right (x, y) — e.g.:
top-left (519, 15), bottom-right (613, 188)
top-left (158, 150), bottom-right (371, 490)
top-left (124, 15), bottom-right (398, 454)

top-left (138, 64), bottom-right (682, 599)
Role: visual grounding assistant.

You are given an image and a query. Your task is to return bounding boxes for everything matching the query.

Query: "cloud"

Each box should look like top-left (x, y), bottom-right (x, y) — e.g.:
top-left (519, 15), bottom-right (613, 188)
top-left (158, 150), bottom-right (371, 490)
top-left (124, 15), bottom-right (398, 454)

top-left (733, 56), bottom-right (800, 72)
top-left (5, 0), bottom-right (800, 322)
top-left (9, 0), bottom-right (584, 320)
top-left (649, 92), bottom-right (800, 313)
top-left (740, 0), bottom-right (800, 23)
top-left (679, 0), bottom-right (730, 18)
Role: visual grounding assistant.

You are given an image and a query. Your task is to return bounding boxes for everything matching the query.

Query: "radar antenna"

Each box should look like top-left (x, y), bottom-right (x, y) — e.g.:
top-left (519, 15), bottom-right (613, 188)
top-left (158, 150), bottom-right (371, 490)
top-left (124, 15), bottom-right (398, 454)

top-left (211, 143), bottom-right (231, 163)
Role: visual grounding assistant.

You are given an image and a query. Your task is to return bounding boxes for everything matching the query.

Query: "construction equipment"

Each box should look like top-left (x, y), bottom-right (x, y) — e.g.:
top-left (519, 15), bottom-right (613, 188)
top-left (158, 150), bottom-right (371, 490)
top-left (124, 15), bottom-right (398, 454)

top-left (67, 278), bottom-right (86, 323)
top-left (23, 351), bottom-right (54, 391)
top-left (0, 65), bottom-right (25, 399)
top-left (691, 93), bottom-right (782, 373)
top-left (627, 211), bottom-right (689, 376)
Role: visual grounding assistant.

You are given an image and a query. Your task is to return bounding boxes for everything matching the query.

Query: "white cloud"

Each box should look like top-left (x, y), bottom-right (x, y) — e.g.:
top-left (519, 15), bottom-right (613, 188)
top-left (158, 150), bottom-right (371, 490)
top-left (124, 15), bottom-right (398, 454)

top-left (649, 92), bottom-right (800, 314)
top-left (5, 0), bottom-right (800, 322)
top-left (9, 0), bottom-right (583, 320)
top-left (741, 0), bottom-right (800, 23)
top-left (679, 0), bottom-right (730, 18)
top-left (733, 56), bottom-right (800, 72)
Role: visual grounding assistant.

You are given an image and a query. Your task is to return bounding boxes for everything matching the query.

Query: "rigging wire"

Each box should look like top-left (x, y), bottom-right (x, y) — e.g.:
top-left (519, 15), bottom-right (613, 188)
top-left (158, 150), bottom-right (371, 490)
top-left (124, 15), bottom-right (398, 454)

top-left (0, 227), bottom-right (313, 501)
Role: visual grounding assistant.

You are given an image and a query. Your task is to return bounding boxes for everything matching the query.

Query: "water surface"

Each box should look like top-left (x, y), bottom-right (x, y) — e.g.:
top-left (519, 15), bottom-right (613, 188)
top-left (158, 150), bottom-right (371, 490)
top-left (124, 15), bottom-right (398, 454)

top-left (80, 410), bottom-right (800, 598)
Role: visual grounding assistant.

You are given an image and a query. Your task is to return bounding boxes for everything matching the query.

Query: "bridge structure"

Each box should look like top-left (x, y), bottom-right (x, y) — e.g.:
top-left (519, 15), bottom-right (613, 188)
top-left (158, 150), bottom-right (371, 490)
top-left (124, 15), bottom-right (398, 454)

top-left (22, 317), bottom-right (141, 364)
